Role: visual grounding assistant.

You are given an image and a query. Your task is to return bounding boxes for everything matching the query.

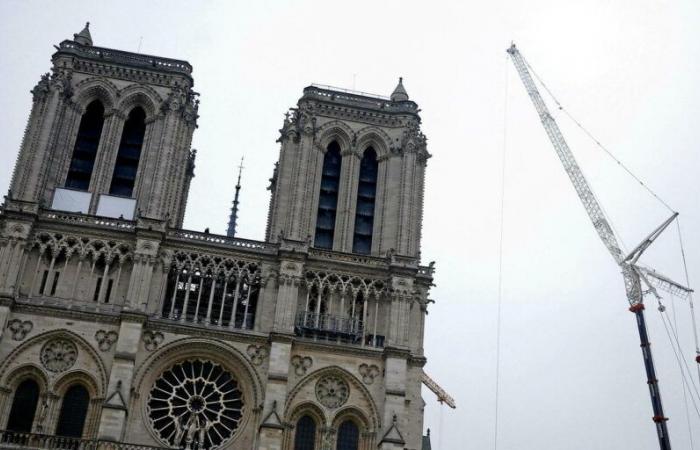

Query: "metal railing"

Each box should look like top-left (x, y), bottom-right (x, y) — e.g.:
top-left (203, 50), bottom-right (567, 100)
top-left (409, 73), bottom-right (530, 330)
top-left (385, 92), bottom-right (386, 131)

top-left (295, 310), bottom-right (362, 336)
top-left (0, 430), bottom-right (166, 450)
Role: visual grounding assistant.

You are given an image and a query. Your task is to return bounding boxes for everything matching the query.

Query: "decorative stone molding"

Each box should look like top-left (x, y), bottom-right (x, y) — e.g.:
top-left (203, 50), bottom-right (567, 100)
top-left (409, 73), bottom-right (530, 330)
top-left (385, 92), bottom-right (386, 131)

top-left (7, 319), bottom-right (33, 341)
top-left (246, 344), bottom-right (268, 366)
top-left (291, 355), bottom-right (313, 376)
top-left (95, 330), bottom-right (118, 352)
top-left (315, 375), bottom-right (349, 409)
top-left (143, 331), bottom-right (164, 352)
top-left (358, 364), bottom-right (380, 385)
top-left (40, 339), bottom-right (78, 372)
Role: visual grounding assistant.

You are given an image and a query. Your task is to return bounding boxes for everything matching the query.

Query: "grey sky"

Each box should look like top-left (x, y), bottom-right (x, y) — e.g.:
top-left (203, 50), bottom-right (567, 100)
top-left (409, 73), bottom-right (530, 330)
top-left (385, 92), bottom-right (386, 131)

top-left (2, 1), bottom-right (700, 448)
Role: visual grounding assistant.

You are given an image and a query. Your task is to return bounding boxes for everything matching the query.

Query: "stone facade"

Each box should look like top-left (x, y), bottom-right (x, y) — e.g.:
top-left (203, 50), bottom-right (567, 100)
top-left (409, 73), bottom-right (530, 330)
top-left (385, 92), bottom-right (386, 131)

top-left (0, 25), bottom-right (434, 450)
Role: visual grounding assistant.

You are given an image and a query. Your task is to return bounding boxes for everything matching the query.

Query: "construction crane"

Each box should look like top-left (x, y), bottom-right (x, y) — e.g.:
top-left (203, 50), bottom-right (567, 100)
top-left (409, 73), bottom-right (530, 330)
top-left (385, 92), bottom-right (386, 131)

top-left (507, 43), bottom-right (693, 450)
top-left (423, 371), bottom-right (456, 409)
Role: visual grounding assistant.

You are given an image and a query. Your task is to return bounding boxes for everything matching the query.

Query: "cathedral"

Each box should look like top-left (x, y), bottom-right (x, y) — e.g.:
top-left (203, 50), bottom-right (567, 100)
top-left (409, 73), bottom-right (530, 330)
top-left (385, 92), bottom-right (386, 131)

top-left (0, 23), bottom-right (435, 450)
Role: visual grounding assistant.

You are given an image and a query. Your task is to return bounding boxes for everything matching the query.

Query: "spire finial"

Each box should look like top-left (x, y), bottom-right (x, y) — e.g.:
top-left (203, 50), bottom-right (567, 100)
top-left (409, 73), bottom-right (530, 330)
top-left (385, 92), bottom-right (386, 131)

top-left (74, 21), bottom-right (93, 46)
top-left (390, 77), bottom-right (409, 101)
top-left (226, 157), bottom-right (245, 238)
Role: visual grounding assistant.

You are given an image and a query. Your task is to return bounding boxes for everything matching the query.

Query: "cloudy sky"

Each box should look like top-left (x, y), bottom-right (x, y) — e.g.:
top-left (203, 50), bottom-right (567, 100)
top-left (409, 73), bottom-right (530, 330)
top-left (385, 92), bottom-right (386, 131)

top-left (2, 1), bottom-right (700, 448)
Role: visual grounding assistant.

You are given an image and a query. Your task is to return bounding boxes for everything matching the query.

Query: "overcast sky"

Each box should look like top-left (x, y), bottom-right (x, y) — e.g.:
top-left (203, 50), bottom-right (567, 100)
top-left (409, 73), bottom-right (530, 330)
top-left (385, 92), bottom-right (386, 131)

top-left (2, 1), bottom-right (700, 449)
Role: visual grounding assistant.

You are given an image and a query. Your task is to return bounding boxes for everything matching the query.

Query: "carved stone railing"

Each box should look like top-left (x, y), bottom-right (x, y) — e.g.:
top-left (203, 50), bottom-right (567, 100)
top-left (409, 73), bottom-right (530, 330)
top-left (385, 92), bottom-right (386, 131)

top-left (0, 430), bottom-right (167, 450)
top-left (167, 230), bottom-right (278, 254)
top-left (308, 248), bottom-right (388, 268)
top-left (56, 40), bottom-right (192, 76)
top-left (40, 210), bottom-right (136, 231)
top-left (304, 85), bottom-right (419, 113)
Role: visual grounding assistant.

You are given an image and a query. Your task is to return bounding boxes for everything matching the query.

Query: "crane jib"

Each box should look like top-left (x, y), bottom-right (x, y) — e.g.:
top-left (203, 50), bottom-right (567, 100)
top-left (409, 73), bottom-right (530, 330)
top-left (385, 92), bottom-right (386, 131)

top-left (507, 43), bottom-right (671, 450)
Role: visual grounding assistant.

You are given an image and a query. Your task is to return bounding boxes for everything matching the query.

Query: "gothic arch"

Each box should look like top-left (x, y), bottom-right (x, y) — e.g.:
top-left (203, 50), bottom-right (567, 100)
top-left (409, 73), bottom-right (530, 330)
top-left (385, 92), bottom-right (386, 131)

top-left (2, 363), bottom-right (49, 392)
top-left (354, 126), bottom-right (392, 159)
top-left (317, 121), bottom-right (355, 153)
top-left (132, 337), bottom-right (265, 448)
top-left (116, 85), bottom-right (162, 121)
top-left (284, 401), bottom-right (327, 450)
top-left (0, 328), bottom-right (109, 397)
top-left (331, 405), bottom-right (371, 429)
top-left (53, 369), bottom-right (101, 398)
top-left (284, 365), bottom-right (380, 431)
top-left (73, 77), bottom-right (118, 111)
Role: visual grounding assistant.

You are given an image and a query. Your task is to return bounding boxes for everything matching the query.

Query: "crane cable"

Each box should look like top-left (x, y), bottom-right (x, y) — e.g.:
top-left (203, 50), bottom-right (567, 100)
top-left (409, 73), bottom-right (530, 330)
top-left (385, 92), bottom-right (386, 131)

top-left (676, 218), bottom-right (700, 385)
top-left (671, 289), bottom-right (697, 448)
top-left (523, 59), bottom-right (675, 214)
top-left (492, 53), bottom-right (509, 450)
top-left (657, 301), bottom-right (700, 418)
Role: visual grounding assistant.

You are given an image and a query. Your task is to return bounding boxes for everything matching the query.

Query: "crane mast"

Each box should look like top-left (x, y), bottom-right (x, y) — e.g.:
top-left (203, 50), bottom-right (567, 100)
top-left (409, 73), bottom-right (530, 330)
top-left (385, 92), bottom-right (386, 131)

top-left (507, 43), bottom-right (674, 449)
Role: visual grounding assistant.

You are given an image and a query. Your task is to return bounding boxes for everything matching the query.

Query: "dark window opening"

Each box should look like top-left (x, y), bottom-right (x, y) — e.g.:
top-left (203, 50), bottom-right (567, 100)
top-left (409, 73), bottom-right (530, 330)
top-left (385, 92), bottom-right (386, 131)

top-left (352, 148), bottom-right (378, 254)
top-left (7, 379), bottom-right (40, 433)
top-left (93, 277), bottom-right (102, 302)
top-left (50, 271), bottom-right (60, 296)
top-left (314, 142), bottom-right (342, 249)
top-left (66, 101), bottom-right (105, 190)
top-left (336, 420), bottom-right (359, 450)
top-left (55, 384), bottom-right (90, 438)
top-left (39, 270), bottom-right (49, 295)
top-left (294, 415), bottom-right (317, 450)
top-left (109, 107), bottom-right (146, 197)
top-left (104, 279), bottom-right (114, 303)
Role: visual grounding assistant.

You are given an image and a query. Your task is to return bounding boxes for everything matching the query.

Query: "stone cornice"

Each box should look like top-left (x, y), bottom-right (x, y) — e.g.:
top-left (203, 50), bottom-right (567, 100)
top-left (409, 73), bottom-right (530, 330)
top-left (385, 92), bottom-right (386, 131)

top-left (292, 338), bottom-right (383, 359)
top-left (147, 318), bottom-right (269, 344)
top-left (13, 301), bottom-right (121, 324)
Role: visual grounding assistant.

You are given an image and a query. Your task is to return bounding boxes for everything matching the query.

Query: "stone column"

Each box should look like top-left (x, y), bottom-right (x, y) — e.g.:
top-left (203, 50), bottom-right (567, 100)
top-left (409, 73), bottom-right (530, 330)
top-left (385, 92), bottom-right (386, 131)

top-left (97, 313), bottom-right (145, 441)
top-left (257, 335), bottom-right (293, 450)
top-left (379, 349), bottom-right (410, 449)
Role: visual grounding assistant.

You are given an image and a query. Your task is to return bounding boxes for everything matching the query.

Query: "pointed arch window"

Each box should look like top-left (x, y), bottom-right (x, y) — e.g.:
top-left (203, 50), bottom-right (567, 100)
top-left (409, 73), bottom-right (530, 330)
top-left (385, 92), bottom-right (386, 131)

top-left (336, 420), bottom-right (359, 450)
top-left (109, 107), bottom-right (146, 197)
top-left (294, 415), bottom-right (317, 450)
top-left (352, 148), bottom-right (378, 254)
top-left (55, 384), bottom-right (90, 438)
top-left (6, 379), bottom-right (40, 432)
top-left (314, 142), bottom-right (342, 249)
top-left (65, 100), bottom-right (105, 190)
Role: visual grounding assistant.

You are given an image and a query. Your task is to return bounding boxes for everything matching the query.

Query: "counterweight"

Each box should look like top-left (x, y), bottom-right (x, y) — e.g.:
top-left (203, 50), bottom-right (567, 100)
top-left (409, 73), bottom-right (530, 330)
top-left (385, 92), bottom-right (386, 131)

top-left (506, 43), bottom-right (691, 450)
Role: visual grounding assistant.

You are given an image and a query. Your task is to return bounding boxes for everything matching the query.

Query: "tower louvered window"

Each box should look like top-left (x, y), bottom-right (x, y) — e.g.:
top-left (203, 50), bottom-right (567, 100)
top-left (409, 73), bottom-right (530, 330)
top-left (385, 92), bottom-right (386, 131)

top-left (314, 142), bottom-right (342, 249)
top-left (6, 379), bottom-right (40, 432)
top-left (109, 107), bottom-right (146, 197)
top-left (55, 384), bottom-right (89, 438)
top-left (294, 415), bottom-right (317, 450)
top-left (65, 100), bottom-right (105, 190)
top-left (336, 420), bottom-right (359, 450)
top-left (352, 148), bottom-right (378, 254)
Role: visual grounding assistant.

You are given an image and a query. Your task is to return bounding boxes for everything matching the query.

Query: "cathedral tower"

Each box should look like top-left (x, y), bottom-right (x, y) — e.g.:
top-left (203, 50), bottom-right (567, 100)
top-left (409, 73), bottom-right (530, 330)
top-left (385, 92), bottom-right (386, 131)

top-left (9, 23), bottom-right (198, 226)
top-left (0, 26), bottom-right (435, 450)
top-left (266, 80), bottom-right (430, 258)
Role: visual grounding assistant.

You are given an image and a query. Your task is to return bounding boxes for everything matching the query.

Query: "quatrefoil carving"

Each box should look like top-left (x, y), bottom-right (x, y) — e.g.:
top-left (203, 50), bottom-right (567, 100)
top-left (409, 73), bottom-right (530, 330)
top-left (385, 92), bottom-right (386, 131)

top-left (246, 344), bottom-right (268, 366)
top-left (95, 330), bottom-right (119, 352)
top-left (358, 363), bottom-right (380, 385)
top-left (291, 355), bottom-right (313, 376)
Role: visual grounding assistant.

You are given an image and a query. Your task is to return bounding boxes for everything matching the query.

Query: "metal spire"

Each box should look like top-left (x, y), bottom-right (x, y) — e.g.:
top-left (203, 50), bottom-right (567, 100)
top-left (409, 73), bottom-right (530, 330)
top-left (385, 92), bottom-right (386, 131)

top-left (226, 157), bottom-right (244, 238)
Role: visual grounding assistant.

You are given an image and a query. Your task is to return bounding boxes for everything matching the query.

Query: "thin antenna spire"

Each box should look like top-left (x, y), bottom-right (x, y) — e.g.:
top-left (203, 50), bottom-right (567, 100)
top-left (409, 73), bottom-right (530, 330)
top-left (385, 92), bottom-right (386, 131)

top-left (226, 157), bottom-right (245, 238)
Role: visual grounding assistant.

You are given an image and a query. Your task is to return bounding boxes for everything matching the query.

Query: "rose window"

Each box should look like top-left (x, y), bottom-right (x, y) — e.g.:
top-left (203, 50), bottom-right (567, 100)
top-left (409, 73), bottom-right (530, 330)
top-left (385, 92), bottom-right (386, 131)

top-left (40, 339), bottom-right (78, 372)
top-left (147, 360), bottom-right (244, 449)
top-left (315, 376), bottom-right (349, 409)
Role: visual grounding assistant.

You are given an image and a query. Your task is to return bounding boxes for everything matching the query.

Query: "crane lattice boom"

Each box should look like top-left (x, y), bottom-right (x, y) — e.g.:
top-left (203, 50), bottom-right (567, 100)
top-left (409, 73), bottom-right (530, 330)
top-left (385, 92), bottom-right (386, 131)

top-left (422, 371), bottom-right (456, 409)
top-left (506, 43), bottom-right (694, 450)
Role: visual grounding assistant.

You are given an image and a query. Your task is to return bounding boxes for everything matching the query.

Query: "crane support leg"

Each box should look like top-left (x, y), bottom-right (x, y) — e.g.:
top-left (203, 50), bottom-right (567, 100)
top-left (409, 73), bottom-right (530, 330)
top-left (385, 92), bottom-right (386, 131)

top-left (630, 303), bottom-right (671, 450)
